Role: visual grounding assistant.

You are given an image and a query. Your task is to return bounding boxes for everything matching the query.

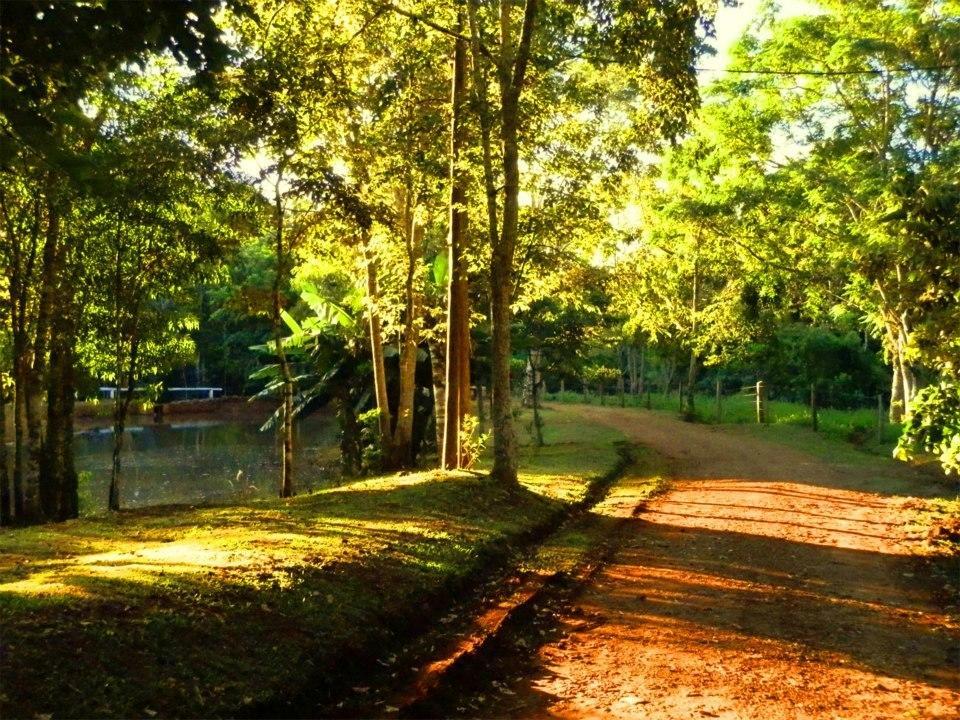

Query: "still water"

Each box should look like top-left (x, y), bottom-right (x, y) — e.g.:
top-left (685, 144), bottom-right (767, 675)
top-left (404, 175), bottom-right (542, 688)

top-left (74, 414), bottom-right (340, 513)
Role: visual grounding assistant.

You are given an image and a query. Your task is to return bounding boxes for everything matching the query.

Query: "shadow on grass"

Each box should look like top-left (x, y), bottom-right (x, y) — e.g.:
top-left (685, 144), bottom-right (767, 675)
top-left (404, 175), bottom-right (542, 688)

top-left (0, 471), bottom-right (576, 719)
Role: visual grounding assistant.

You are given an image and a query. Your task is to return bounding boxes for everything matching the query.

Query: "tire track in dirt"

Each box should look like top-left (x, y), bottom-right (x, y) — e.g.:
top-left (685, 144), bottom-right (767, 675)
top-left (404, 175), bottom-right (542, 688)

top-left (466, 406), bottom-right (960, 719)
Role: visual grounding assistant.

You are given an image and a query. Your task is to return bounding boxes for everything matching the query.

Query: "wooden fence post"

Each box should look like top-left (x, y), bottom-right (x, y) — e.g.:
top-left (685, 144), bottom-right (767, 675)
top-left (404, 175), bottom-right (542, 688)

top-left (810, 383), bottom-right (818, 432)
top-left (756, 380), bottom-right (768, 424)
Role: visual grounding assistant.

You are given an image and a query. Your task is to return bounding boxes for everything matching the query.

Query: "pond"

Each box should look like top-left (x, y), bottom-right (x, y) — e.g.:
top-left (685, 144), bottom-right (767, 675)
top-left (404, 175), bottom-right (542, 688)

top-left (75, 413), bottom-right (340, 513)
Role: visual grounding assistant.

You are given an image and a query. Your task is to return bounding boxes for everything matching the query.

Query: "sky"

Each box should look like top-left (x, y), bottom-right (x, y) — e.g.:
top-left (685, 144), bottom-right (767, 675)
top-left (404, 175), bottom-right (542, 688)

top-left (700, 0), bottom-right (823, 82)
top-left (703, 0), bottom-right (764, 73)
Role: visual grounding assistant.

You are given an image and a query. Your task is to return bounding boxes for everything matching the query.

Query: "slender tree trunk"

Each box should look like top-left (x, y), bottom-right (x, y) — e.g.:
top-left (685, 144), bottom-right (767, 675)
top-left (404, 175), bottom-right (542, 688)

top-left (889, 353), bottom-right (904, 423)
top-left (443, 16), bottom-right (471, 470)
top-left (34, 197), bottom-right (64, 519)
top-left (618, 346), bottom-right (626, 407)
top-left (336, 388), bottom-right (361, 477)
top-left (271, 187), bottom-right (294, 498)
top-left (46, 319), bottom-right (77, 520)
top-left (467, 1), bottom-right (500, 255)
top-left (44, 219), bottom-right (80, 520)
top-left (530, 350), bottom-right (544, 446)
top-left (362, 231), bottom-right (394, 460)
top-left (901, 356), bottom-right (916, 416)
top-left (14, 346), bottom-right (42, 523)
top-left (663, 353), bottom-right (677, 395)
top-left (683, 352), bottom-right (699, 420)
top-left (12, 343), bottom-right (27, 522)
top-left (682, 239), bottom-right (700, 420)
top-left (468, 0), bottom-right (537, 485)
top-left (108, 337), bottom-right (139, 512)
top-left (394, 211), bottom-right (422, 469)
top-left (18, 193), bottom-right (59, 524)
top-left (456, 282), bottom-right (472, 467)
top-left (0, 387), bottom-right (9, 525)
top-left (430, 338), bottom-right (446, 452)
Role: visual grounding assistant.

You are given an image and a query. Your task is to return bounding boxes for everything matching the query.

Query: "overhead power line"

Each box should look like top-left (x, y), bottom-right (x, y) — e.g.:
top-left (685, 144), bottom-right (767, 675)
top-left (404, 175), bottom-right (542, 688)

top-left (696, 64), bottom-right (960, 76)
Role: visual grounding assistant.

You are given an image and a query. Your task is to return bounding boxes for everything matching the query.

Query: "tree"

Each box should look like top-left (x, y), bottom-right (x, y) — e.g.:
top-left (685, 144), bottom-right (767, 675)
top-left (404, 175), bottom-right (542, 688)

top-left (231, 0), bottom-right (450, 471)
top-left (441, 9), bottom-right (472, 470)
top-left (78, 65), bottom-right (237, 511)
top-left (0, 0), bottom-right (237, 525)
top-left (463, 0), bottom-right (719, 481)
top-left (732, 0), bottom-right (960, 420)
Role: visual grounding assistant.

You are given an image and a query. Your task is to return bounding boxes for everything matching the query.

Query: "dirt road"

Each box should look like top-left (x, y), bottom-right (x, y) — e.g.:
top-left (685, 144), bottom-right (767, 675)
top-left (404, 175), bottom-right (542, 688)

top-left (463, 406), bottom-right (960, 719)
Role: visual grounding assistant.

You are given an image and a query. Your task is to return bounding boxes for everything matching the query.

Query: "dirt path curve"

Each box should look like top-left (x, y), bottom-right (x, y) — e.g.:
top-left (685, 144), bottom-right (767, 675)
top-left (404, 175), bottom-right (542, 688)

top-left (470, 406), bottom-right (960, 720)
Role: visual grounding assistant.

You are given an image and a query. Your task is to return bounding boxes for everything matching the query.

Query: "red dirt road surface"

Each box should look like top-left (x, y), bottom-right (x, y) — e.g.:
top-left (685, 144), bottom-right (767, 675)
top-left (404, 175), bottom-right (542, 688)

top-left (466, 406), bottom-right (960, 719)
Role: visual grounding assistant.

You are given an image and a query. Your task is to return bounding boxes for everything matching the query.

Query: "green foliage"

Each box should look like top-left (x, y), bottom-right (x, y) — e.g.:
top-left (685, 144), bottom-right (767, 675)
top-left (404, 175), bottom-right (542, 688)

top-left (358, 408), bottom-right (384, 473)
top-left (897, 383), bottom-right (960, 475)
top-left (0, 0), bottom-right (238, 175)
top-left (583, 365), bottom-right (621, 389)
top-left (459, 414), bottom-right (490, 470)
top-left (732, 324), bottom-right (886, 406)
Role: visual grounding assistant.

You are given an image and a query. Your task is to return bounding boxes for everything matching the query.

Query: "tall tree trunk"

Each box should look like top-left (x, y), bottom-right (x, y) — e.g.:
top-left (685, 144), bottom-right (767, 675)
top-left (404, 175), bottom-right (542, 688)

top-left (0, 385), bottom-right (9, 525)
top-left (336, 388), bottom-right (361, 477)
top-left (682, 238), bottom-right (700, 419)
top-left (46, 317), bottom-right (77, 521)
top-left (489, 0), bottom-right (537, 484)
top-left (901, 355), bottom-right (916, 416)
top-left (34, 197), bottom-right (64, 519)
top-left (12, 344), bottom-right (27, 522)
top-left (362, 231), bottom-right (394, 460)
top-left (14, 347), bottom-right (40, 522)
top-left (889, 353), bottom-right (905, 423)
top-left (429, 338), bottom-right (446, 453)
top-left (529, 349), bottom-right (544, 447)
top-left (683, 352), bottom-right (699, 420)
top-left (443, 16), bottom-right (471, 470)
top-left (271, 187), bottom-right (294, 498)
top-left (108, 336), bottom-right (139, 512)
top-left (456, 275), bottom-right (472, 467)
top-left (663, 353), bottom-right (677, 395)
top-left (395, 215), bottom-right (423, 469)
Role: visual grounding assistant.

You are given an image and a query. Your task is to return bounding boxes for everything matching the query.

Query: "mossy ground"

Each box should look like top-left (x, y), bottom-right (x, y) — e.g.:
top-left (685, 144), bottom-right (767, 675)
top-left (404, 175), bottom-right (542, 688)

top-left (0, 406), bottom-right (623, 719)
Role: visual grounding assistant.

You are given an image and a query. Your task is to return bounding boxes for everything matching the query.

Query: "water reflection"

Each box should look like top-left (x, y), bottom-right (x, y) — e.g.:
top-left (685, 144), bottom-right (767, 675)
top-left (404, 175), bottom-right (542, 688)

top-left (75, 414), bottom-right (339, 513)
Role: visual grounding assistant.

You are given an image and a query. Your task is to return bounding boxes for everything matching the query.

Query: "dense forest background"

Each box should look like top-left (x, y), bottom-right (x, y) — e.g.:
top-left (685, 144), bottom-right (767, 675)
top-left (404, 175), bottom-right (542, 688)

top-left (1, 0), bottom-right (958, 526)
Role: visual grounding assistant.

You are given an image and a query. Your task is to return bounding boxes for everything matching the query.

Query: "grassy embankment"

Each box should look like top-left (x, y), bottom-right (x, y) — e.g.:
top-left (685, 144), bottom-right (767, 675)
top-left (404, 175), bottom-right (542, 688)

top-left (0, 405), bottom-right (657, 719)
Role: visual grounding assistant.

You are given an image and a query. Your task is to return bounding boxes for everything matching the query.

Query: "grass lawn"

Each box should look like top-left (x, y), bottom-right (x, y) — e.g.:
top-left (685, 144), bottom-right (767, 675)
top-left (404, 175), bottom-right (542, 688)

top-left (546, 389), bottom-right (903, 455)
top-left (0, 406), bottom-right (623, 719)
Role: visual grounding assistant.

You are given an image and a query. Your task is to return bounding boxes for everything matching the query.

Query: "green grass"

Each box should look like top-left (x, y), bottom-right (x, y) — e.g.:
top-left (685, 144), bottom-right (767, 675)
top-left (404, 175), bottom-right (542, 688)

top-left (546, 390), bottom-right (902, 456)
top-left (0, 405), bottom-right (624, 719)
top-left (523, 446), bottom-right (669, 577)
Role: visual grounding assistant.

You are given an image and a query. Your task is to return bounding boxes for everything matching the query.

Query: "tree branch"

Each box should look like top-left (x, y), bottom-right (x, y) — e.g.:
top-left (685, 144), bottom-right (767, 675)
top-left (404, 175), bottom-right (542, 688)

top-left (375, 2), bottom-right (493, 61)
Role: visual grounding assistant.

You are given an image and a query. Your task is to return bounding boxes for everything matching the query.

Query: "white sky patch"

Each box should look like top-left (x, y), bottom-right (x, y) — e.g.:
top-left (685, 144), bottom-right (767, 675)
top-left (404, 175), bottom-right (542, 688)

top-left (609, 203), bottom-right (644, 232)
top-left (699, 0), bottom-right (824, 83)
